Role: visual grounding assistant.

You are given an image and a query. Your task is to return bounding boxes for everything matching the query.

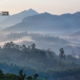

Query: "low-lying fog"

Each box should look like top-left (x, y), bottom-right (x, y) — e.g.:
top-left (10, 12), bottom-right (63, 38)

top-left (0, 31), bottom-right (80, 55)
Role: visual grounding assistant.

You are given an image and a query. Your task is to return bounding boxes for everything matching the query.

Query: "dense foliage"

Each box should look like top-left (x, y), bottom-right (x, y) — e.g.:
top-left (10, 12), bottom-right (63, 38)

top-left (0, 42), bottom-right (80, 80)
top-left (0, 69), bottom-right (41, 80)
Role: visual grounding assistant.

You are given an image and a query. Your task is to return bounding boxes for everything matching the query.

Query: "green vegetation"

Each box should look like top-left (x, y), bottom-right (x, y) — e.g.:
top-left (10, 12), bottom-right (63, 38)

top-left (0, 69), bottom-right (41, 80)
top-left (0, 41), bottom-right (80, 80)
top-left (0, 68), bottom-right (80, 80)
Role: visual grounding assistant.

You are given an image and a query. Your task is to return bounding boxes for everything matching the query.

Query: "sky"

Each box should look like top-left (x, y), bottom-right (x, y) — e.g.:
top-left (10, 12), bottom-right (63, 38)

top-left (0, 0), bottom-right (80, 15)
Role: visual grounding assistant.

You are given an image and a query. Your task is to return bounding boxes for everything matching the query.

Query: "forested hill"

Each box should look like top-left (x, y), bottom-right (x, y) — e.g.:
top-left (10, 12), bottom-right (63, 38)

top-left (0, 41), bottom-right (80, 70)
top-left (1, 68), bottom-right (80, 80)
top-left (0, 41), bottom-right (80, 80)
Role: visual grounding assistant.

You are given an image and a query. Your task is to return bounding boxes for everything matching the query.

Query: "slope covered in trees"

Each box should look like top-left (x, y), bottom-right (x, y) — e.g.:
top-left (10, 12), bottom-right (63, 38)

top-left (0, 42), bottom-right (80, 79)
top-left (0, 66), bottom-right (80, 80)
top-left (0, 41), bottom-right (80, 69)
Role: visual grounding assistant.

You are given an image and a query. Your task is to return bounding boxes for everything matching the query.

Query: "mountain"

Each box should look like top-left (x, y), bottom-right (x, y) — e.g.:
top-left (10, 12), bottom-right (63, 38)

top-left (0, 16), bottom-right (8, 30)
top-left (0, 9), bottom-right (38, 29)
top-left (2, 31), bottom-right (80, 55)
top-left (70, 31), bottom-right (80, 37)
top-left (3, 12), bottom-right (72, 32)
top-left (0, 41), bottom-right (80, 68)
top-left (0, 16), bottom-right (8, 22)
top-left (3, 11), bottom-right (80, 33)
top-left (60, 12), bottom-right (80, 30)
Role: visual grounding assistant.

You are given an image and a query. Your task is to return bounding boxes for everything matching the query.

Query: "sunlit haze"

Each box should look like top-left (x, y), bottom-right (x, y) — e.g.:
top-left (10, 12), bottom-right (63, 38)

top-left (0, 0), bottom-right (80, 15)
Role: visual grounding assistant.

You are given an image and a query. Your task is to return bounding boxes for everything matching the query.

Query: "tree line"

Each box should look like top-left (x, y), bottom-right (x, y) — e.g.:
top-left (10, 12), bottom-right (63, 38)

top-left (0, 69), bottom-right (43, 80)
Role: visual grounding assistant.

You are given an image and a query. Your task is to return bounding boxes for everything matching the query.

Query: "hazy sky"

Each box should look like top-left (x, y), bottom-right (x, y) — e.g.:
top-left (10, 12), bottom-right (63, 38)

top-left (0, 0), bottom-right (80, 15)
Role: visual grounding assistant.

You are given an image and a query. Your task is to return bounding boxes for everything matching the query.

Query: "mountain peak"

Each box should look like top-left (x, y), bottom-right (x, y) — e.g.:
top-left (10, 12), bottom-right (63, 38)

top-left (44, 12), bottom-right (51, 15)
top-left (28, 8), bottom-right (34, 11)
top-left (74, 12), bottom-right (80, 16)
top-left (15, 9), bottom-right (38, 15)
top-left (40, 12), bottom-right (52, 16)
top-left (27, 8), bottom-right (38, 13)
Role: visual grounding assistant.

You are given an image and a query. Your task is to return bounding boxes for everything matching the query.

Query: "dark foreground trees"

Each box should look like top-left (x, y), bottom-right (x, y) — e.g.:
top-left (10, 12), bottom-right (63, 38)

top-left (0, 69), bottom-right (41, 80)
top-left (18, 69), bottom-right (26, 80)
top-left (1, 68), bottom-right (80, 80)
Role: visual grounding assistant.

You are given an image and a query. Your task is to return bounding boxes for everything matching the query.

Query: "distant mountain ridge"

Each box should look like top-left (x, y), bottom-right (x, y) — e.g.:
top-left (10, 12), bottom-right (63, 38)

top-left (70, 31), bottom-right (80, 37)
top-left (0, 9), bottom-right (38, 29)
top-left (3, 12), bottom-right (70, 32)
top-left (0, 16), bottom-right (8, 22)
top-left (3, 11), bottom-right (80, 33)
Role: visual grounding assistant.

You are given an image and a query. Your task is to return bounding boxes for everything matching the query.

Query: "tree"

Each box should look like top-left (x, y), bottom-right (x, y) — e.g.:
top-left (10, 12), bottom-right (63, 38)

top-left (6, 73), bottom-right (19, 80)
top-left (46, 48), bottom-right (53, 59)
top-left (27, 76), bottom-right (32, 80)
top-left (22, 45), bottom-right (27, 52)
top-left (10, 41), bottom-right (14, 48)
top-left (33, 74), bottom-right (39, 80)
top-left (3, 41), bottom-right (15, 49)
top-left (31, 43), bottom-right (36, 49)
top-left (59, 48), bottom-right (65, 60)
top-left (3, 42), bottom-right (10, 48)
top-left (18, 69), bottom-right (26, 80)
top-left (0, 69), bottom-right (4, 79)
top-left (16, 45), bottom-right (20, 50)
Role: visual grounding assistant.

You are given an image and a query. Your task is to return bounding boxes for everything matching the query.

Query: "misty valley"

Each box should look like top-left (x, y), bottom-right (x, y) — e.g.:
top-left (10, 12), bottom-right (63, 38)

top-left (0, 9), bottom-right (80, 80)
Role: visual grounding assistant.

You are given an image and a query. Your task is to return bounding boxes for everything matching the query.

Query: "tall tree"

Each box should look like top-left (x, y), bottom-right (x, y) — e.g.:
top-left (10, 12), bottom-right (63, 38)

top-left (59, 48), bottom-right (65, 60)
top-left (22, 45), bottom-right (27, 52)
top-left (0, 69), bottom-right (4, 79)
top-left (31, 43), bottom-right (36, 49)
top-left (18, 69), bottom-right (26, 80)
top-left (33, 74), bottom-right (39, 80)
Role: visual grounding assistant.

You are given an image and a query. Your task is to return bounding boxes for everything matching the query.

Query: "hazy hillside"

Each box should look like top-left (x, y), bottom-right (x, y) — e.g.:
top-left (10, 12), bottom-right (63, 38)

top-left (0, 32), bottom-right (72, 54)
top-left (0, 31), bottom-right (80, 55)
top-left (0, 41), bottom-right (80, 69)
top-left (70, 31), bottom-right (80, 37)
top-left (0, 42), bottom-right (80, 80)
top-left (0, 16), bottom-right (8, 22)
top-left (60, 12), bottom-right (80, 29)
top-left (62, 31), bottom-right (80, 46)
top-left (0, 9), bottom-right (38, 29)
top-left (3, 12), bottom-right (71, 32)
top-left (3, 11), bottom-right (80, 35)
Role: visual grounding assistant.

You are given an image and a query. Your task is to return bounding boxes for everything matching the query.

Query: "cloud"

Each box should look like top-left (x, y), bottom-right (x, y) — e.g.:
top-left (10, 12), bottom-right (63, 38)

top-left (0, 36), bottom-right (34, 46)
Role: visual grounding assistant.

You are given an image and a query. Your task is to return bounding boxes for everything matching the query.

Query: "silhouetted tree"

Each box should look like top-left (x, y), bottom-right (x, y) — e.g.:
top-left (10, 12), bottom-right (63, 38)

top-left (0, 69), bottom-right (4, 79)
top-left (27, 76), bottom-right (32, 80)
top-left (33, 74), bottom-right (39, 80)
top-left (22, 45), bottom-right (27, 52)
top-left (31, 43), bottom-right (36, 49)
top-left (10, 41), bottom-right (14, 48)
top-left (3, 42), bottom-right (10, 48)
top-left (16, 45), bottom-right (20, 50)
top-left (59, 48), bottom-right (65, 60)
top-left (46, 48), bottom-right (53, 59)
top-left (18, 69), bottom-right (26, 80)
